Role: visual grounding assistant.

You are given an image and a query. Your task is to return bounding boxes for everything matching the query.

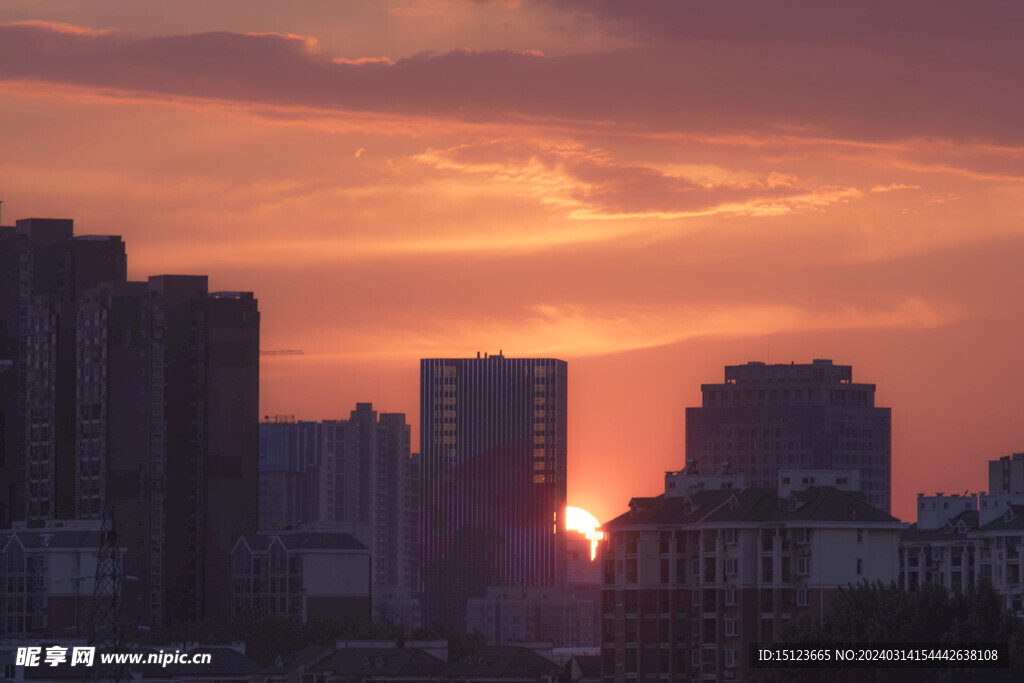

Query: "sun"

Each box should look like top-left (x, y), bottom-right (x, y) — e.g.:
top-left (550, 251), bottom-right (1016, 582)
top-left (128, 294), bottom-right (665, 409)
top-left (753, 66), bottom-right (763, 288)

top-left (566, 505), bottom-right (604, 560)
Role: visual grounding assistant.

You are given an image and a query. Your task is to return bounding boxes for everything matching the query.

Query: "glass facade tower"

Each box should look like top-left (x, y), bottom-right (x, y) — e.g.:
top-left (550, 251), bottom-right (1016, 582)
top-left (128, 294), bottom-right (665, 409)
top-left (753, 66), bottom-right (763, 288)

top-left (419, 354), bottom-right (567, 629)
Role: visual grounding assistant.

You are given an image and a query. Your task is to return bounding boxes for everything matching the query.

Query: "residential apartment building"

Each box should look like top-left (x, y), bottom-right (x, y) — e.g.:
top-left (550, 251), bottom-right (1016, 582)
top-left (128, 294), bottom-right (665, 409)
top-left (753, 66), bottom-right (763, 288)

top-left (601, 469), bottom-right (902, 682)
top-left (466, 585), bottom-right (595, 648)
top-left (230, 530), bottom-right (371, 622)
top-left (258, 417), bottom-right (323, 531)
top-left (16, 221), bottom-right (128, 524)
top-left (2, 214), bottom-right (260, 635)
top-left (0, 519), bottom-right (121, 639)
top-left (685, 359), bottom-right (892, 512)
top-left (900, 453), bottom-right (1024, 618)
top-left (257, 406), bottom-right (420, 627)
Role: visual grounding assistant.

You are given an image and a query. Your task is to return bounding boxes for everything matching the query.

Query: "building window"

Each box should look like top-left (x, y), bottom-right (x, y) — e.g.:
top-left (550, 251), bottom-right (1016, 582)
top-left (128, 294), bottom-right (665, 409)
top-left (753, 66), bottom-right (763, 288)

top-left (703, 647), bottom-right (716, 675)
top-left (725, 649), bottom-right (738, 668)
top-left (725, 558), bottom-right (738, 575)
top-left (797, 589), bottom-right (809, 606)
top-left (725, 619), bottom-right (737, 637)
top-left (857, 529), bottom-right (864, 543)
top-left (725, 588), bottom-right (737, 606)
top-left (724, 528), bottom-right (737, 544)
top-left (797, 558), bottom-right (810, 575)
top-left (856, 558), bottom-right (863, 575)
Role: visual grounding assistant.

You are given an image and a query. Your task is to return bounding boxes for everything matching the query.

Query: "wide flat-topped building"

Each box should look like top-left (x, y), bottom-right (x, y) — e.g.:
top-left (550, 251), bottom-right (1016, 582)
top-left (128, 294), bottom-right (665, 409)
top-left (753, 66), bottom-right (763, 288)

top-left (685, 359), bottom-right (892, 512)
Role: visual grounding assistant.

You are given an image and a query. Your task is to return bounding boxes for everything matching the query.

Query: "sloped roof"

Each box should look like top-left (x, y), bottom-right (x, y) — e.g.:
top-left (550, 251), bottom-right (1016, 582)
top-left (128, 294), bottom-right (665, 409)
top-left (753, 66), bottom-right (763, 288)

top-left (444, 646), bottom-right (560, 680)
top-left (0, 528), bottom-right (103, 551)
top-left (168, 646), bottom-right (265, 679)
top-left (901, 510), bottom-right (979, 543)
top-left (606, 486), bottom-right (896, 528)
top-left (261, 644), bottom-right (334, 675)
top-left (312, 647), bottom-right (446, 677)
top-left (18, 646), bottom-right (262, 681)
top-left (604, 489), bottom-right (736, 528)
top-left (976, 504), bottom-right (1024, 533)
top-left (238, 531), bottom-right (367, 552)
top-left (573, 653), bottom-right (602, 679)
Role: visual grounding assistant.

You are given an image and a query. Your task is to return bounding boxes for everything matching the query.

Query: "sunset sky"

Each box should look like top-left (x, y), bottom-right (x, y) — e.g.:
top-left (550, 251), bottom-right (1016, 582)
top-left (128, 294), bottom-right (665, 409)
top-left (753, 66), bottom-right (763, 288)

top-left (2, 1), bottom-right (1023, 525)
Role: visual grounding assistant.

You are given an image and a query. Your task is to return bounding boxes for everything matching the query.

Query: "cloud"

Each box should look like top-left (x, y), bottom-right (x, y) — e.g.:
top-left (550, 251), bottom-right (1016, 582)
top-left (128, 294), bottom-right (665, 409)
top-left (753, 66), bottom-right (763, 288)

top-left (3, 15), bottom-right (1024, 146)
top-left (1, 20), bottom-right (118, 37)
top-left (870, 183), bottom-right (920, 193)
top-left (416, 138), bottom-right (860, 219)
top-left (306, 297), bottom-right (958, 362)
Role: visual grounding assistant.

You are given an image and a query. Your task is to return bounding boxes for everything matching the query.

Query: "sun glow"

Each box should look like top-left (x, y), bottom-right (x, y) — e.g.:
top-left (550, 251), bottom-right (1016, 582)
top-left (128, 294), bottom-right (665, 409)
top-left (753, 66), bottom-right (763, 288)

top-left (566, 505), bottom-right (604, 560)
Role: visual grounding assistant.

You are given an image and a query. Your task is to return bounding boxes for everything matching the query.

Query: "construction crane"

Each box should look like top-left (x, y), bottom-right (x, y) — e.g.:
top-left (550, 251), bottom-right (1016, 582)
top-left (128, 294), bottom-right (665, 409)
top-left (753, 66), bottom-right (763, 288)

top-left (259, 344), bottom-right (304, 356)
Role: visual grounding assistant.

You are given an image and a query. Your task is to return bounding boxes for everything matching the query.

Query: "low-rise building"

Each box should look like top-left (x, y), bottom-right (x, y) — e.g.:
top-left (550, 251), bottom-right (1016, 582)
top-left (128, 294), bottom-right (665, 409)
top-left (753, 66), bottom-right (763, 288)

top-left (601, 468), bottom-right (903, 682)
top-left (230, 530), bottom-right (370, 622)
top-left (0, 520), bottom-right (118, 640)
top-left (467, 586), bottom-right (595, 649)
top-left (899, 454), bottom-right (1024, 618)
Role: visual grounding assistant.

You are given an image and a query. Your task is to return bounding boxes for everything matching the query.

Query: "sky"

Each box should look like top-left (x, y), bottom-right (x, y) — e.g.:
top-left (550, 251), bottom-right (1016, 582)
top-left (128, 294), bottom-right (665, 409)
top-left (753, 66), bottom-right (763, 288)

top-left (2, 0), bottom-right (1023, 525)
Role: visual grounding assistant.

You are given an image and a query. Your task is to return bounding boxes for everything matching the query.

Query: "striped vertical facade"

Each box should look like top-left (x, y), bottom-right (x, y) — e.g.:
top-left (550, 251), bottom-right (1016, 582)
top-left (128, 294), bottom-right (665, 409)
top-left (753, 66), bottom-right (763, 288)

top-left (419, 354), bottom-right (567, 630)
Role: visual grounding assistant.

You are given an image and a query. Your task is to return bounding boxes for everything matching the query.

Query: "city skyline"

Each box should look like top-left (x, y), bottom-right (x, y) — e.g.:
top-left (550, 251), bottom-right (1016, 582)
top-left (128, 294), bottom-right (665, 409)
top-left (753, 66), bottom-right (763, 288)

top-left (3, 1), bottom-right (1024, 526)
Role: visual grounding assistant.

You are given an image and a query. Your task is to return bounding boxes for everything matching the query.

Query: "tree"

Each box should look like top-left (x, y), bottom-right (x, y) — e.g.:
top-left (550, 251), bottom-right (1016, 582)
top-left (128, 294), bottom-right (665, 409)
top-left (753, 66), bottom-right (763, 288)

top-left (757, 580), bottom-right (1024, 683)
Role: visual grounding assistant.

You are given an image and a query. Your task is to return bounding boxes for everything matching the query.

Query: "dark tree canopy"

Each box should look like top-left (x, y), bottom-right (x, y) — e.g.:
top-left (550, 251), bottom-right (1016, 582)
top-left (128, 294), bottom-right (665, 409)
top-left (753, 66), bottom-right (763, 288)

top-left (758, 580), bottom-right (1024, 683)
top-left (151, 612), bottom-right (487, 666)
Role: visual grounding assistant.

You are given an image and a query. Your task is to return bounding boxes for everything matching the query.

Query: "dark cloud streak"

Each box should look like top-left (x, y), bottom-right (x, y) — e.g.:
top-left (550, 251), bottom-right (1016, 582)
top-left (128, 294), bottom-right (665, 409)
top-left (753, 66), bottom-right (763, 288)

top-left (2, 12), bottom-right (1023, 144)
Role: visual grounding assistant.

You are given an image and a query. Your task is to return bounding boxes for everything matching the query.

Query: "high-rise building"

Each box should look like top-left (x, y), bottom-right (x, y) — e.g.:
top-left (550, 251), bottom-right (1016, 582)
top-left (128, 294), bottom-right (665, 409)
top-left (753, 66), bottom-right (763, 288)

top-left (685, 359), bottom-right (892, 512)
top-left (8, 220), bottom-right (127, 524)
top-left (989, 452), bottom-right (1024, 495)
top-left (149, 277), bottom-right (259, 628)
top-left (257, 417), bottom-right (323, 531)
top-left (419, 353), bottom-right (568, 630)
top-left (2, 212), bottom-right (260, 635)
top-left (256, 406), bottom-right (420, 627)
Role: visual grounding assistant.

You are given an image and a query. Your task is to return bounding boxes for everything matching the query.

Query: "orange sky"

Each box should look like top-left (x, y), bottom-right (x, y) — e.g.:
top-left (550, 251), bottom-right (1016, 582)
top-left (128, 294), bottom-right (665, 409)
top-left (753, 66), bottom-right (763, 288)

top-left (2, 1), bottom-right (1023, 525)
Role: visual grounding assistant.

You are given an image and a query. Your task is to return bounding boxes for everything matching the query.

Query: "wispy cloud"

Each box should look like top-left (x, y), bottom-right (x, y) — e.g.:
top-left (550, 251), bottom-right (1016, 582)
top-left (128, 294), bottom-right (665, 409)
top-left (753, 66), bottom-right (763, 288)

top-left (416, 139), bottom-right (861, 220)
top-left (305, 298), bottom-right (959, 363)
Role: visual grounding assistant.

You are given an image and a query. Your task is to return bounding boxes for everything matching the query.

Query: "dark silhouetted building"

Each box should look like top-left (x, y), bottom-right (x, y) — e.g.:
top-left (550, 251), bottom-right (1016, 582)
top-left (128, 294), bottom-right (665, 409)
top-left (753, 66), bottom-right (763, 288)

top-left (685, 359), bottom-right (892, 512)
top-left (989, 452), bottom-right (1024, 494)
top-left (258, 417), bottom-right (323, 530)
top-left (150, 277), bottom-right (259, 628)
top-left (7, 221), bottom-right (127, 524)
top-left (257, 405), bottom-right (420, 627)
top-left (2, 212), bottom-right (260, 636)
top-left (0, 519), bottom-right (124, 639)
top-left (419, 353), bottom-right (568, 630)
top-left (231, 530), bottom-right (371, 622)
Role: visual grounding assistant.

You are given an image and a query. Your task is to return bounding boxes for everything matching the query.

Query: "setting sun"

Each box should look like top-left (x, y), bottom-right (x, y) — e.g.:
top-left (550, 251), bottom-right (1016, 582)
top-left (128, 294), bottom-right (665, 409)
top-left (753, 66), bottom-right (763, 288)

top-left (566, 505), bottom-right (604, 560)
